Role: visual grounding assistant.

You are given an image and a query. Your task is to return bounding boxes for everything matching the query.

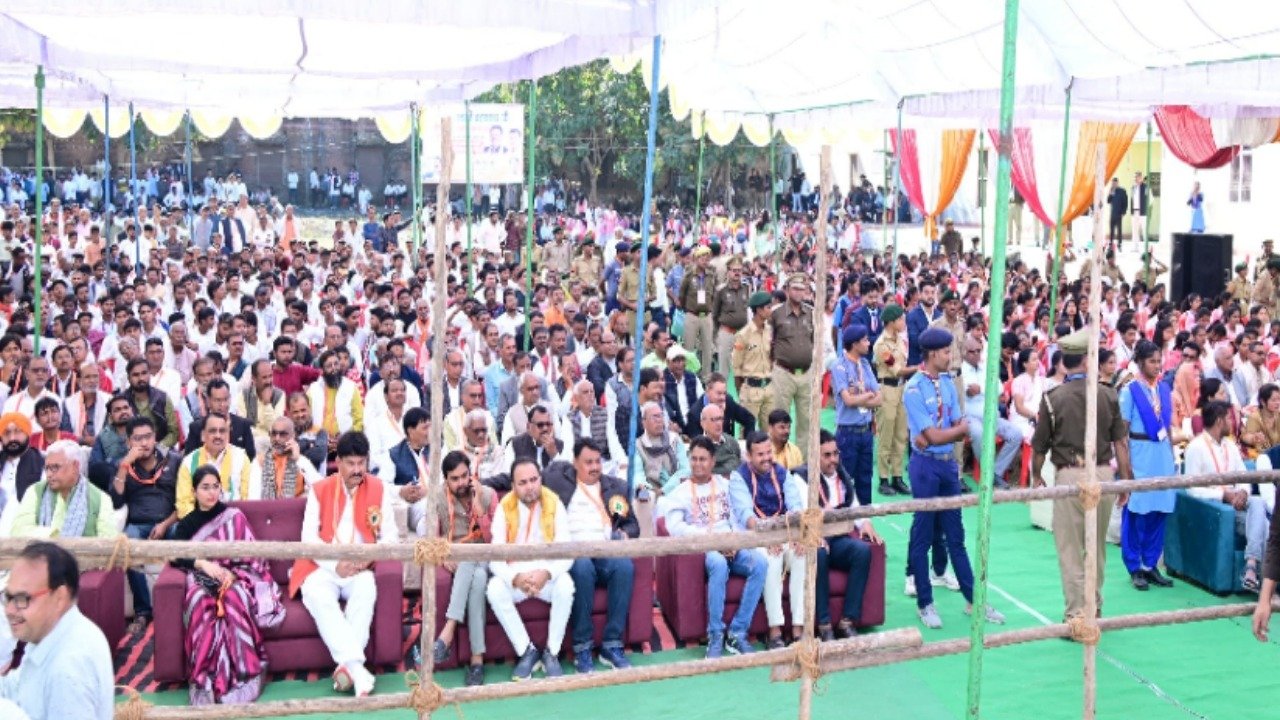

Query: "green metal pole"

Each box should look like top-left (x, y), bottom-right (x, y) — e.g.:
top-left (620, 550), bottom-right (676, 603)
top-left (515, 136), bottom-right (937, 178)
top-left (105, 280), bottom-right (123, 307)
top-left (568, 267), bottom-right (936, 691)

top-left (410, 103), bottom-right (422, 258)
top-left (1048, 81), bottom-right (1073, 330)
top-left (891, 101), bottom-right (902, 293)
top-left (465, 100), bottom-right (474, 293)
top-left (769, 114), bottom-right (778, 274)
top-left (523, 79), bottom-right (538, 351)
top-left (1142, 120), bottom-right (1153, 280)
top-left (966, 1), bottom-right (1021, 717)
top-left (33, 66), bottom-right (44, 355)
top-left (979, 129), bottom-right (987, 256)
top-left (881, 129), bottom-right (890, 262)
top-left (694, 111), bottom-right (705, 232)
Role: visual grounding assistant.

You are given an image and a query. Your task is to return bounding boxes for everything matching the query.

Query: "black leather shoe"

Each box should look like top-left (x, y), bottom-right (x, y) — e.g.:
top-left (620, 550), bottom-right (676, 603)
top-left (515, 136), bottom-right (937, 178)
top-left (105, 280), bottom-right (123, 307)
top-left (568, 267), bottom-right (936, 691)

top-left (1145, 568), bottom-right (1174, 587)
top-left (891, 477), bottom-right (911, 495)
top-left (835, 619), bottom-right (858, 639)
top-left (878, 480), bottom-right (897, 496)
top-left (1130, 572), bottom-right (1149, 591)
top-left (465, 664), bottom-right (485, 687)
top-left (512, 645), bottom-right (540, 681)
top-left (817, 625), bottom-right (835, 642)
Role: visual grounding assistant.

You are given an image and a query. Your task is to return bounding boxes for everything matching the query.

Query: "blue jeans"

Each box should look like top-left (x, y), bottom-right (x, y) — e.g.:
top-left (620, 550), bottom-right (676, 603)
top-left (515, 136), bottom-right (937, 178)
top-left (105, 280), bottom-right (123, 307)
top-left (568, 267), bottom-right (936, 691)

top-left (908, 454), bottom-right (975, 609)
top-left (568, 557), bottom-right (634, 653)
top-left (816, 535), bottom-right (873, 625)
top-left (966, 415), bottom-right (1023, 480)
top-left (706, 549), bottom-right (766, 635)
top-left (836, 424), bottom-right (874, 506)
top-left (124, 522), bottom-right (158, 617)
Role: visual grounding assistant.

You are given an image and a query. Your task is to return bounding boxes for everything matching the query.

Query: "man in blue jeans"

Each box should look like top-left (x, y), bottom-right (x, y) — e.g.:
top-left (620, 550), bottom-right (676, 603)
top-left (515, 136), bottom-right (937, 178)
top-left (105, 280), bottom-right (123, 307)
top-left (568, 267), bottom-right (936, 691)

top-left (831, 323), bottom-right (881, 505)
top-left (543, 439), bottom-right (638, 673)
top-left (108, 416), bottom-right (180, 632)
top-left (903, 328), bottom-right (1005, 630)
top-left (663, 436), bottom-right (766, 657)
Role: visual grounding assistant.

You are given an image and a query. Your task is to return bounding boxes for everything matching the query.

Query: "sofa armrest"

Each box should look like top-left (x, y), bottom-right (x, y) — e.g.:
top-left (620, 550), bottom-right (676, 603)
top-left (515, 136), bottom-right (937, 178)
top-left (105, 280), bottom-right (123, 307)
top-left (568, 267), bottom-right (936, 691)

top-left (626, 556), bottom-right (655, 646)
top-left (1164, 490), bottom-right (1237, 593)
top-left (151, 566), bottom-right (189, 683)
top-left (368, 560), bottom-right (404, 667)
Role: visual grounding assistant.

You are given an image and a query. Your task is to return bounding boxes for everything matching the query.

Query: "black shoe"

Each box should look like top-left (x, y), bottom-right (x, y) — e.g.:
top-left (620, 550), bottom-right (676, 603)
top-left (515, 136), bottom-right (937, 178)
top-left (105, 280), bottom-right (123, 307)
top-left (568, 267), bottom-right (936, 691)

top-left (891, 477), bottom-right (911, 495)
top-left (834, 619), bottom-right (857, 639)
top-left (817, 625), bottom-right (835, 642)
top-left (1145, 568), bottom-right (1174, 588)
top-left (541, 649), bottom-right (564, 678)
top-left (512, 645), bottom-right (540, 681)
top-left (465, 664), bottom-right (485, 687)
top-left (879, 480), bottom-right (897, 497)
top-left (766, 635), bottom-right (787, 651)
top-left (432, 638), bottom-right (451, 665)
top-left (1130, 572), bottom-right (1149, 591)
top-left (993, 478), bottom-right (1011, 491)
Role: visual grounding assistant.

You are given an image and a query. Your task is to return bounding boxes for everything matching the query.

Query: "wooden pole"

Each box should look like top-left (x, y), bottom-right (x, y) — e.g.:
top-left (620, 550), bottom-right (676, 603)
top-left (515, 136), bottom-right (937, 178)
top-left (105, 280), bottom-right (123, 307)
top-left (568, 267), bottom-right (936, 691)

top-left (1081, 143), bottom-right (1107, 720)
top-left (797, 144), bottom-right (832, 720)
top-left (1048, 80), bottom-right (1074, 331)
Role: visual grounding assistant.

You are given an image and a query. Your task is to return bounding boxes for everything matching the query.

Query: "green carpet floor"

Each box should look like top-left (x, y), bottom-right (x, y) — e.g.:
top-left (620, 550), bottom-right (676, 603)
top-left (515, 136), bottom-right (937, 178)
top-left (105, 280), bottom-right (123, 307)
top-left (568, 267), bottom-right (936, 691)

top-left (122, 408), bottom-right (1280, 719)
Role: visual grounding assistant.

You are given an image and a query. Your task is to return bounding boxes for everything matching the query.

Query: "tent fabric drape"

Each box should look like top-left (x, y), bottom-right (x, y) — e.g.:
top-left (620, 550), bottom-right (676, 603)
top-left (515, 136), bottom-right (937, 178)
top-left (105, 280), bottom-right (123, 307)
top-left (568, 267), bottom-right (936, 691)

top-left (42, 108), bottom-right (87, 138)
top-left (931, 129), bottom-right (976, 238)
top-left (239, 116), bottom-right (283, 140)
top-left (375, 115), bottom-right (412, 144)
top-left (1059, 121), bottom-right (1139, 227)
top-left (989, 128), bottom-right (1054, 228)
top-left (139, 109), bottom-right (184, 137)
top-left (1210, 117), bottom-right (1280, 150)
top-left (890, 129), bottom-right (973, 239)
top-left (190, 112), bottom-right (234, 139)
top-left (1153, 106), bottom-right (1238, 169)
top-left (889, 130), bottom-right (925, 224)
top-left (88, 107), bottom-right (131, 138)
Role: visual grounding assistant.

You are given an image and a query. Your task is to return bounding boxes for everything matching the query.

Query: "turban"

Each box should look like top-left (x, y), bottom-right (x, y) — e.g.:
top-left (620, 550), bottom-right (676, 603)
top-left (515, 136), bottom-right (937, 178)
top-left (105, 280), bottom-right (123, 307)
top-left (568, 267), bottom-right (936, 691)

top-left (0, 412), bottom-right (32, 436)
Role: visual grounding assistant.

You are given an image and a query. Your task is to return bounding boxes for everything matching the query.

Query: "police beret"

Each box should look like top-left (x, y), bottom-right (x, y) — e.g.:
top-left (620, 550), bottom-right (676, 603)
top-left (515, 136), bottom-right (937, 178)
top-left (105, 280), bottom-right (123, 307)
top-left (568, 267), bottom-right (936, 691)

top-left (842, 324), bottom-right (869, 346)
top-left (615, 242), bottom-right (631, 254)
top-left (786, 275), bottom-right (808, 289)
top-left (1235, 262), bottom-right (1247, 272)
top-left (918, 327), bottom-right (953, 352)
top-left (748, 291), bottom-right (772, 309)
top-left (1059, 329), bottom-right (1091, 355)
top-left (881, 303), bottom-right (904, 324)
top-left (940, 289), bottom-right (960, 304)
top-left (726, 256), bottom-right (743, 269)
top-left (1268, 258), bottom-right (1280, 271)
top-left (708, 242), bottom-right (722, 254)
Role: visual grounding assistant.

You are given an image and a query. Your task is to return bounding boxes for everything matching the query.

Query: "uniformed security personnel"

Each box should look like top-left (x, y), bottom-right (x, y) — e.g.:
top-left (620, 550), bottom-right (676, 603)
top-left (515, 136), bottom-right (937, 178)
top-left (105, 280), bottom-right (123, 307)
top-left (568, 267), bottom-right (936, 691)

top-left (872, 304), bottom-right (912, 496)
top-left (904, 327), bottom-right (1005, 630)
top-left (1226, 262), bottom-right (1251, 308)
top-left (618, 240), bottom-right (657, 332)
top-left (1031, 330), bottom-right (1132, 622)
top-left (1252, 258), bottom-right (1280, 319)
top-left (770, 275), bottom-right (816, 463)
top-left (570, 239), bottom-right (603, 289)
top-left (733, 291), bottom-right (774, 428)
top-left (927, 290), bottom-right (966, 375)
top-left (679, 246), bottom-right (716, 379)
top-left (711, 256), bottom-right (751, 378)
top-left (832, 323), bottom-right (882, 505)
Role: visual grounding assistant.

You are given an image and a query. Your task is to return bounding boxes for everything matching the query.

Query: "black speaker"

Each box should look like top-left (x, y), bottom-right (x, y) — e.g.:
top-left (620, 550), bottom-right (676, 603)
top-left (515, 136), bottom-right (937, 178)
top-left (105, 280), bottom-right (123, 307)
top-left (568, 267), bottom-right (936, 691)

top-left (1170, 233), bottom-right (1232, 304)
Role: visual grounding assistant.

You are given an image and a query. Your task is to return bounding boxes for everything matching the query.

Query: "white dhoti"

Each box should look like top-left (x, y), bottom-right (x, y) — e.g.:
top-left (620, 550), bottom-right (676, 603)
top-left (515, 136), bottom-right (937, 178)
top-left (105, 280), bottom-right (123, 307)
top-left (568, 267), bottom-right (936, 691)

top-left (763, 545), bottom-right (807, 627)
top-left (301, 567), bottom-right (378, 668)
top-left (486, 573), bottom-right (574, 653)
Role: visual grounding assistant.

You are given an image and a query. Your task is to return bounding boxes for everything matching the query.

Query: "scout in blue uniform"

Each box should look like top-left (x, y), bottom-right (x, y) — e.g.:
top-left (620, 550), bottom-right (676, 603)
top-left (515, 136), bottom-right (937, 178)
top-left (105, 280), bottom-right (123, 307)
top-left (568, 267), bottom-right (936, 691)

top-left (831, 323), bottom-right (881, 505)
top-left (1118, 340), bottom-right (1180, 590)
top-left (903, 328), bottom-right (1005, 629)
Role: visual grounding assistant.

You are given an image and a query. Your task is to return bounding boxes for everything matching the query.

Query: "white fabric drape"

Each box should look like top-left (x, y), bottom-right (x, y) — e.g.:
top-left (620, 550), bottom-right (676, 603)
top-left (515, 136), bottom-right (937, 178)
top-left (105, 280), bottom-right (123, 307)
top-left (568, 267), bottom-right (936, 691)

top-left (1211, 117), bottom-right (1280, 149)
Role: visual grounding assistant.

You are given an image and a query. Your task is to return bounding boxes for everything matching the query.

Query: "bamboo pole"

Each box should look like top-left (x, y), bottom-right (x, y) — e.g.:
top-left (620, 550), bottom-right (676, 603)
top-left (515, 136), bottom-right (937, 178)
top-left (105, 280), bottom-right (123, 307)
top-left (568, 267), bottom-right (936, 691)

top-left (769, 114), bottom-right (778, 274)
top-left (797, 144), bottom-right (832, 720)
top-left (1081, 144), bottom-right (1107, 719)
top-left (694, 110), bottom-right (706, 226)
top-left (522, 80), bottom-right (537, 350)
top-left (890, 100), bottom-right (902, 292)
top-left (410, 103), bottom-right (422, 257)
top-left (966, 2), bottom-right (1021, 716)
top-left (32, 66), bottom-right (44, 355)
top-left (1048, 79), bottom-right (1073, 331)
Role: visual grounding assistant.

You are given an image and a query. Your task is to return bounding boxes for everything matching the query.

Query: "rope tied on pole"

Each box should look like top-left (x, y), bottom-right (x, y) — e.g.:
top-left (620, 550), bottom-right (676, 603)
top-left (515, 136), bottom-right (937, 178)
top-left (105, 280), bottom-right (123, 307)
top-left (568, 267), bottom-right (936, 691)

top-left (413, 538), bottom-right (451, 568)
top-left (1078, 481), bottom-right (1102, 511)
top-left (793, 637), bottom-right (825, 687)
top-left (405, 671), bottom-right (455, 718)
top-left (1067, 615), bottom-right (1101, 645)
top-left (799, 507), bottom-right (825, 550)
top-left (113, 685), bottom-right (151, 720)
top-left (106, 533), bottom-right (133, 572)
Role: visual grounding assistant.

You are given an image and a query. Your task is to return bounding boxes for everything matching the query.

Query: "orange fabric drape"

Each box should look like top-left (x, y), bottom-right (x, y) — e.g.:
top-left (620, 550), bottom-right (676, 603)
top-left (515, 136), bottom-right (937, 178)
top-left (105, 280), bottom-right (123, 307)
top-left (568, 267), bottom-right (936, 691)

top-left (1058, 121), bottom-right (1139, 227)
top-left (924, 129), bottom-right (976, 240)
top-left (1271, 122), bottom-right (1280, 144)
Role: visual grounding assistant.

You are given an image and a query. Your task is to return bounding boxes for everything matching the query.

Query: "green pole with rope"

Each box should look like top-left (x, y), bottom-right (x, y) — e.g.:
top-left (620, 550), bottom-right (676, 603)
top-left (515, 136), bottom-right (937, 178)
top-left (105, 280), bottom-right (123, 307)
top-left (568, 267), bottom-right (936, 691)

top-left (694, 111), bottom-right (705, 232)
top-left (523, 79), bottom-right (538, 351)
top-left (33, 66), bottom-right (45, 355)
top-left (410, 103), bottom-right (422, 257)
top-left (891, 100), bottom-right (902, 293)
top-left (1048, 80), bottom-right (1073, 331)
top-left (966, 1), bottom-right (1021, 717)
top-left (465, 100), bottom-right (474, 293)
top-left (1142, 120), bottom-right (1153, 280)
top-left (769, 114), bottom-right (778, 274)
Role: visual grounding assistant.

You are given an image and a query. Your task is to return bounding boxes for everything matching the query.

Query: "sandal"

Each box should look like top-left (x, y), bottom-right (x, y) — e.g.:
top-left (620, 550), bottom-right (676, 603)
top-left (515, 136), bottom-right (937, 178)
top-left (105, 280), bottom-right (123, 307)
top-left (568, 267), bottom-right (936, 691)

top-left (1243, 559), bottom-right (1261, 593)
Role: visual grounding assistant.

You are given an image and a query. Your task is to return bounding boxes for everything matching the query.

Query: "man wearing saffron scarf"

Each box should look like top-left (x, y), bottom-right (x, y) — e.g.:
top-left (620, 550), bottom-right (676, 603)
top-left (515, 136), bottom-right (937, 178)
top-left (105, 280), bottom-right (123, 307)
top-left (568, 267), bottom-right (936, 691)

top-left (486, 457), bottom-right (573, 682)
top-left (1119, 340), bottom-right (1182, 591)
top-left (290, 431), bottom-right (398, 698)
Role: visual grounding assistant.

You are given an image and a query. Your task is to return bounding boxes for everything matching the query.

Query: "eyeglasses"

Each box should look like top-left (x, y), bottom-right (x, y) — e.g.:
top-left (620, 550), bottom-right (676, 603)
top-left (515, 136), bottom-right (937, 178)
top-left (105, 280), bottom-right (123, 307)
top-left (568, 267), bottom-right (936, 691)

top-left (2, 587), bottom-right (50, 610)
top-left (532, 421), bottom-right (552, 429)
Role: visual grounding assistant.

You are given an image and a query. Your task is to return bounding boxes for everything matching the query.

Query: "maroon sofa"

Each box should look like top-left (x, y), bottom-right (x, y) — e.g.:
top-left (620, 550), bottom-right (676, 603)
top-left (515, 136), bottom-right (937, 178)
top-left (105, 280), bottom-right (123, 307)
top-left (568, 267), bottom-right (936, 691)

top-left (79, 569), bottom-right (125, 652)
top-left (152, 498), bottom-right (404, 683)
top-left (445, 556), bottom-right (654, 663)
top-left (654, 517), bottom-right (886, 642)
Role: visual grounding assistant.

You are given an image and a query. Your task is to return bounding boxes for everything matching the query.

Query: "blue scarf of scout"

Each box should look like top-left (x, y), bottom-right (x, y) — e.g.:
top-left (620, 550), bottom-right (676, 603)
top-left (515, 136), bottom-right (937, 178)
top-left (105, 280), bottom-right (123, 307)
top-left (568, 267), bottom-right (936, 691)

top-left (1128, 380), bottom-right (1172, 440)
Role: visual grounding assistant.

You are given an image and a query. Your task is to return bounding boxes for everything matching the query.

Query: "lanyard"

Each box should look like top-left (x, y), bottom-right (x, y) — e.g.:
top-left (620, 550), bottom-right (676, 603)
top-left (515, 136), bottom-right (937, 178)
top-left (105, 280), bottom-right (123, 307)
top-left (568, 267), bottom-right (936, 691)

top-left (923, 373), bottom-right (946, 426)
top-left (749, 466), bottom-right (783, 519)
top-left (1203, 434), bottom-right (1229, 474)
top-left (517, 502), bottom-right (541, 544)
top-left (576, 482), bottom-right (611, 527)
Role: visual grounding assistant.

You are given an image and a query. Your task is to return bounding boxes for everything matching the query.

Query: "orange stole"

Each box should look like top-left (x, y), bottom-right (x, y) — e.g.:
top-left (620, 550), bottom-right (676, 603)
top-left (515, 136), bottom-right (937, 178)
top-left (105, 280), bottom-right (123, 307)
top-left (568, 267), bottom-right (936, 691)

top-left (288, 474), bottom-right (384, 598)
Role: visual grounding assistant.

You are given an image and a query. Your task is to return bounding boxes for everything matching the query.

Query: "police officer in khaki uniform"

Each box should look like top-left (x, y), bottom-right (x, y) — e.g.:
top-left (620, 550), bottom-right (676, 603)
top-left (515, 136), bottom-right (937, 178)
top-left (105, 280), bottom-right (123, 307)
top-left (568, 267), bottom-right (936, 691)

top-left (1226, 263), bottom-right (1251, 309)
top-left (712, 256), bottom-right (751, 377)
top-left (770, 275), bottom-right (815, 463)
top-left (1253, 258), bottom-right (1280, 319)
top-left (571, 240), bottom-right (603, 289)
top-left (679, 246), bottom-right (716, 378)
top-left (1030, 330), bottom-right (1132, 622)
top-left (873, 303), bottom-right (912, 496)
top-left (927, 290), bottom-right (966, 375)
top-left (618, 241), bottom-right (657, 332)
top-left (733, 291), bottom-right (774, 429)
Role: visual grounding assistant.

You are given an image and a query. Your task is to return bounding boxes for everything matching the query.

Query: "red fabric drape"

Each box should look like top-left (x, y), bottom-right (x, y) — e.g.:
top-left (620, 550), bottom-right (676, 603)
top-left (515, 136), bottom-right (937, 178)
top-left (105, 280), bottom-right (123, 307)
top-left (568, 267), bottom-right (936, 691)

top-left (1152, 105), bottom-right (1239, 169)
top-left (988, 127), bottom-right (1054, 227)
top-left (889, 129), bottom-right (925, 219)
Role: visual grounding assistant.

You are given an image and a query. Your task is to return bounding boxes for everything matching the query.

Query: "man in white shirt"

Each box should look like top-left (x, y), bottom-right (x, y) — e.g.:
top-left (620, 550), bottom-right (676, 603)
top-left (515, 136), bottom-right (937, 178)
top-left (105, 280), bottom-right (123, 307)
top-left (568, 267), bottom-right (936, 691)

top-left (960, 338), bottom-right (1020, 489)
top-left (486, 457), bottom-right (573, 681)
top-left (1237, 340), bottom-right (1273, 408)
top-left (1, 542), bottom-right (114, 720)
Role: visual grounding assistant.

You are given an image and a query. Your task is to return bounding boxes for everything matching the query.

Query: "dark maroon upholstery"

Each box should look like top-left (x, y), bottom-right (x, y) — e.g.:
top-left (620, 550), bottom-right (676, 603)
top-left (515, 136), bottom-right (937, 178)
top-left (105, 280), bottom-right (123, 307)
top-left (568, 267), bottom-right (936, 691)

top-left (654, 517), bottom-right (885, 641)
top-left (153, 499), bottom-right (404, 683)
top-left (78, 569), bottom-right (125, 652)
top-left (454, 557), bottom-right (654, 661)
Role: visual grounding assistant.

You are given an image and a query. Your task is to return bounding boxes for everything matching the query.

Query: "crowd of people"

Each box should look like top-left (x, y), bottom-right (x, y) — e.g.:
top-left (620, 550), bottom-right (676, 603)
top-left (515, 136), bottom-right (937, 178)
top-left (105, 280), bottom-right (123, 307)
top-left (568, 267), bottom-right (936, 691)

top-left (0, 173), bottom-right (1279, 719)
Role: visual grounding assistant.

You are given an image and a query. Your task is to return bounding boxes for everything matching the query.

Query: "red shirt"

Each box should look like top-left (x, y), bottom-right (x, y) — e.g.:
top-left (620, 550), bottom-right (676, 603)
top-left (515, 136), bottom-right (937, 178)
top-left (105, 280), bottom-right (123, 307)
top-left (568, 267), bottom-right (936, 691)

top-left (272, 363), bottom-right (322, 395)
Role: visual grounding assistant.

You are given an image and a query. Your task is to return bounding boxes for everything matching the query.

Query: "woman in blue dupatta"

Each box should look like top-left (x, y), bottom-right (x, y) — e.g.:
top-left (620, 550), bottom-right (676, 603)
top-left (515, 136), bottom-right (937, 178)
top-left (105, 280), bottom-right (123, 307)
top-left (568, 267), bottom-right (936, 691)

top-left (171, 465), bottom-right (284, 705)
top-left (1118, 341), bottom-right (1182, 592)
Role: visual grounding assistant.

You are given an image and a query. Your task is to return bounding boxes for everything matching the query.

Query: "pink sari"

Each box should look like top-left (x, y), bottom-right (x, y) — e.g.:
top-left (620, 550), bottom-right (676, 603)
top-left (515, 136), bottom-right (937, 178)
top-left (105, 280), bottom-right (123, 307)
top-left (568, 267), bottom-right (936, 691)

top-left (184, 507), bottom-right (279, 705)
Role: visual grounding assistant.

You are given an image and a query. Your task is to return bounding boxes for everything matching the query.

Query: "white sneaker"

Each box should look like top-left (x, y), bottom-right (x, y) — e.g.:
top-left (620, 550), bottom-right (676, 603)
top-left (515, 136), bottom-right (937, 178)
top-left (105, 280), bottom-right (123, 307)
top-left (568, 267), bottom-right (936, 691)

top-left (918, 604), bottom-right (943, 629)
top-left (904, 575), bottom-right (916, 597)
top-left (965, 604), bottom-right (1007, 625)
top-left (931, 571), bottom-right (961, 592)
